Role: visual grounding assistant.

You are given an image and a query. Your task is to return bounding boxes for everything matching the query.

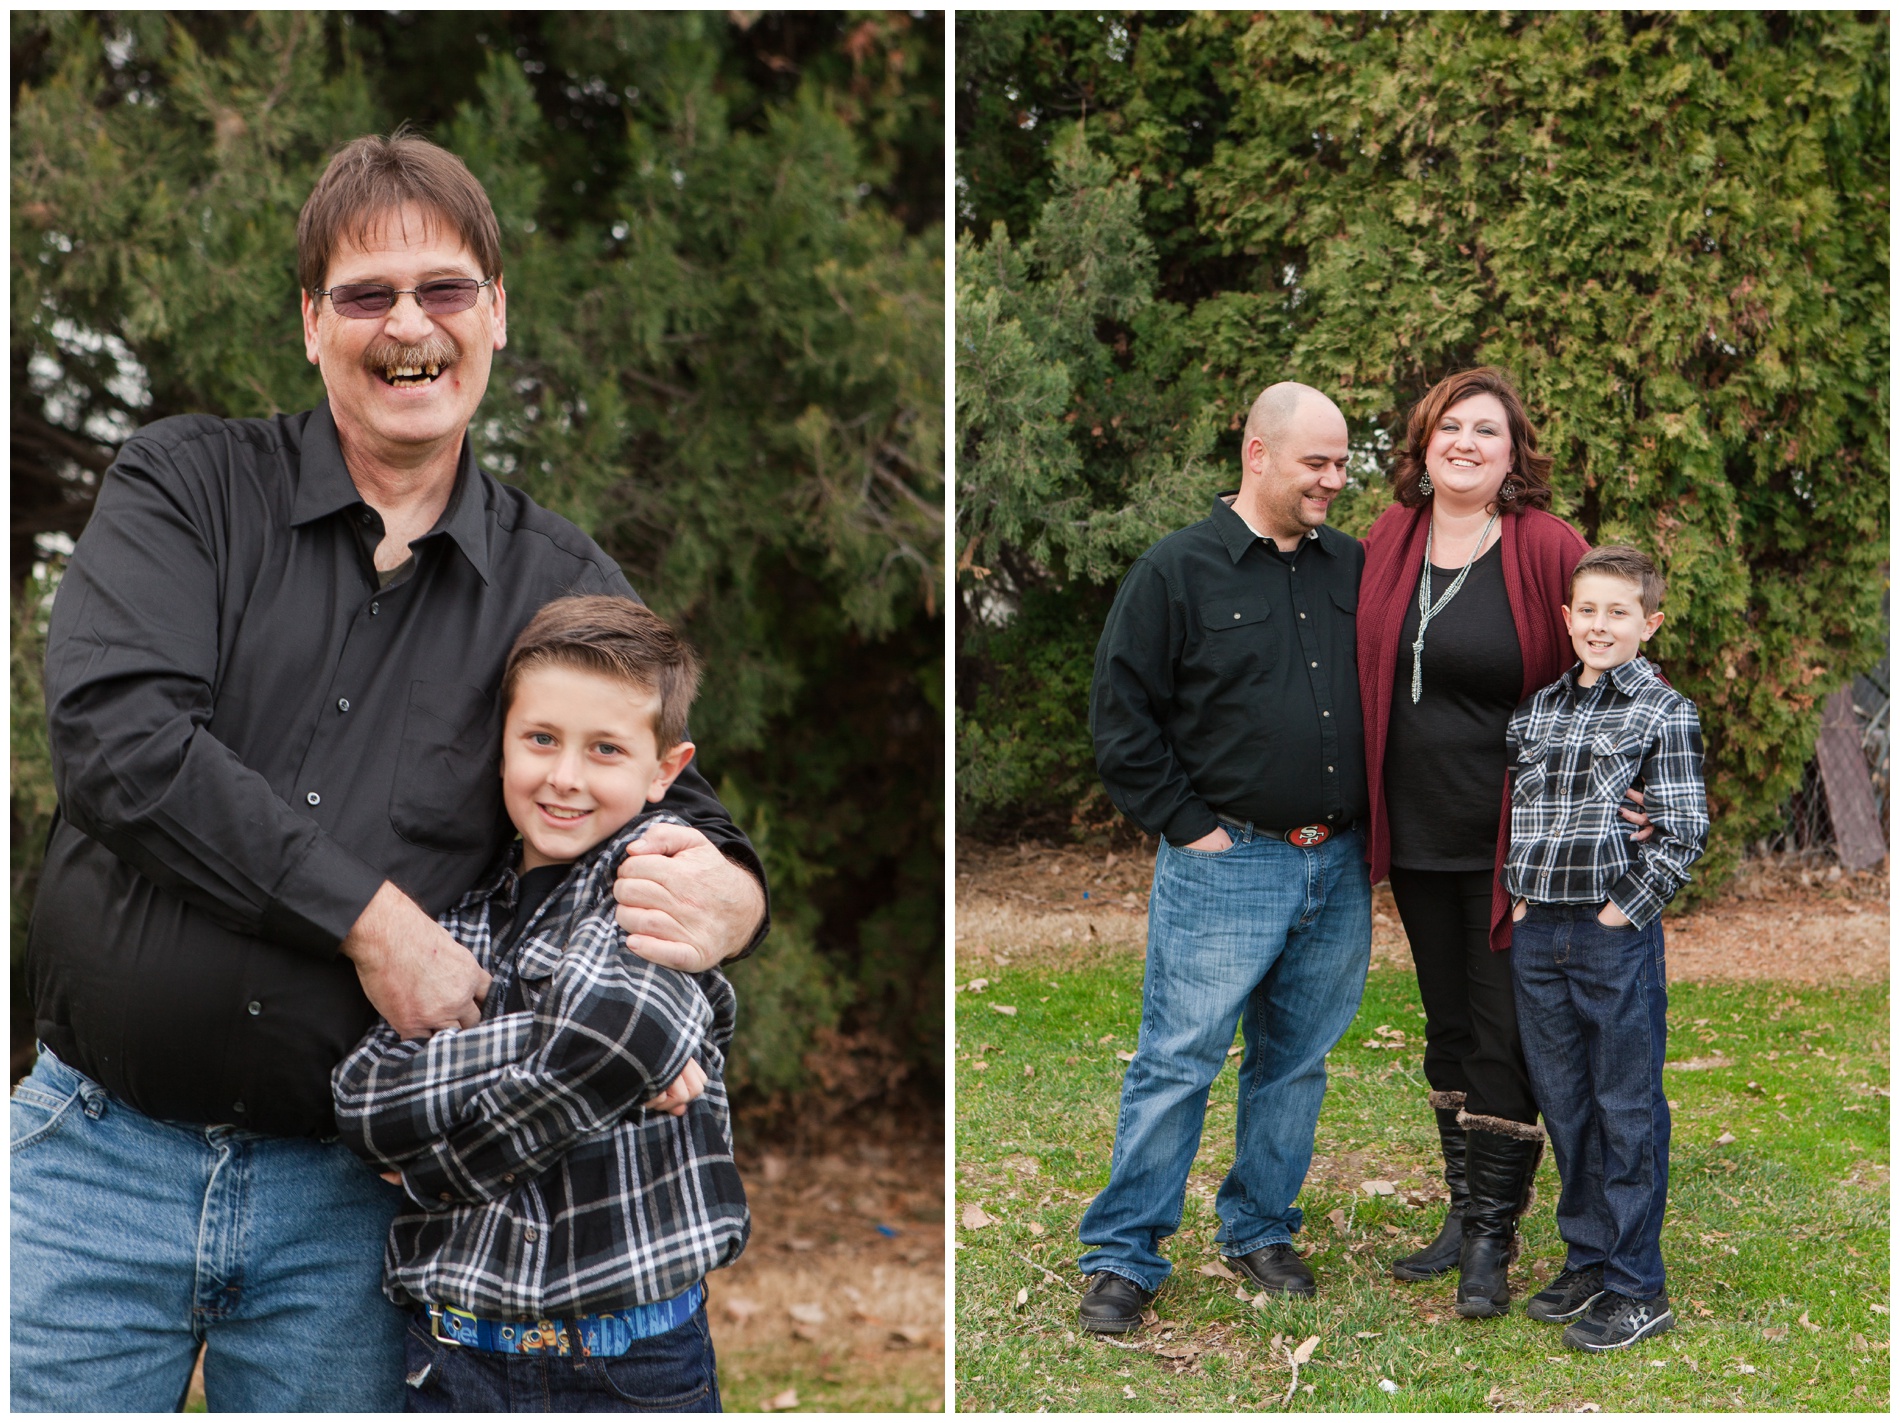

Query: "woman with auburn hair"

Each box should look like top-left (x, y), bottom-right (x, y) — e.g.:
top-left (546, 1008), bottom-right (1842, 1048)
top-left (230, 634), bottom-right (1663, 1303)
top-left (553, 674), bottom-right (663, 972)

top-left (1358, 367), bottom-right (1616, 1320)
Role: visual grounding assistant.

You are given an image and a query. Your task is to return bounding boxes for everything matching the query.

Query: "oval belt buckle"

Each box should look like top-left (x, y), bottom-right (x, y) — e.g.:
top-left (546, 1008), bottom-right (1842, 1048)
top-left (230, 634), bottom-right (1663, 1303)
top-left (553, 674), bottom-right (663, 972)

top-left (1284, 823), bottom-right (1330, 847)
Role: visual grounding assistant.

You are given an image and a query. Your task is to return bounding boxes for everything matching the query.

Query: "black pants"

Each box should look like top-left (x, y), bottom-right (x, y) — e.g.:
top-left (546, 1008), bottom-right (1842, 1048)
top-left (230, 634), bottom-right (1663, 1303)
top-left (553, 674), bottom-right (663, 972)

top-left (1387, 865), bottom-right (1537, 1125)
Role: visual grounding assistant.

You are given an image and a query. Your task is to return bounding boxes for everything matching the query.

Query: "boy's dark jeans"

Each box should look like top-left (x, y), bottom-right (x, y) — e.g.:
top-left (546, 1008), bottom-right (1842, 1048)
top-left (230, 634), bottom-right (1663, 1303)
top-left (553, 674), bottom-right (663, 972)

top-left (402, 1305), bottom-right (720, 1412)
top-left (1511, 904), bottom-right (1670, 1299)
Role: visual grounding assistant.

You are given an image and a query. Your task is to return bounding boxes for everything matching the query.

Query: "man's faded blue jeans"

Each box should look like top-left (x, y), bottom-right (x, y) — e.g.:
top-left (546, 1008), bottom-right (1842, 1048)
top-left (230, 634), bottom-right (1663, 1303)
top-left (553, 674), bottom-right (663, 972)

top-left (10, 1049), bottom-right (407, 1412)
top-left (1077, 825), bottom-right (1372, 1293)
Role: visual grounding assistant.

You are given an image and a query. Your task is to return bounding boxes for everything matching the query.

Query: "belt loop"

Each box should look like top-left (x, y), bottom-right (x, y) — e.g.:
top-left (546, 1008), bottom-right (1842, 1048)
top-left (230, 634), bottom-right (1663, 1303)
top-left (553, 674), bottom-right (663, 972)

top-left (78, 1081), bottom-right (108, 1119)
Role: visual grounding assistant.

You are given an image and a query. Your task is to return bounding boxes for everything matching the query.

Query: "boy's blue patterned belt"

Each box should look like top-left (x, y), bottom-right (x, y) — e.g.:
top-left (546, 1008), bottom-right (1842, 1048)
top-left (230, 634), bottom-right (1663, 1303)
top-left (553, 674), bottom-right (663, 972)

top-left (425, 1282), bottom-right (703, 1356)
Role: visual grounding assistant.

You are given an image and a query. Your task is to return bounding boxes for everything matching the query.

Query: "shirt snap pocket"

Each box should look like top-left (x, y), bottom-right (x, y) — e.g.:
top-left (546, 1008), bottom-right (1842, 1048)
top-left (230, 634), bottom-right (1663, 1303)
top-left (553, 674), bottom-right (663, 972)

top-left (1197, 599), bottom-right (1274, 676)
top-left (390, 681), bottom-right (504, 851)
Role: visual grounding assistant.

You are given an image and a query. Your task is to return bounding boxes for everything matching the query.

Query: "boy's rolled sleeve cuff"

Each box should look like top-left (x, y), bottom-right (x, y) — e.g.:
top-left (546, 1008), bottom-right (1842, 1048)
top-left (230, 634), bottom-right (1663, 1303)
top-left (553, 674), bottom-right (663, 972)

top-left (1606, 871), bottom-right (1668, 929)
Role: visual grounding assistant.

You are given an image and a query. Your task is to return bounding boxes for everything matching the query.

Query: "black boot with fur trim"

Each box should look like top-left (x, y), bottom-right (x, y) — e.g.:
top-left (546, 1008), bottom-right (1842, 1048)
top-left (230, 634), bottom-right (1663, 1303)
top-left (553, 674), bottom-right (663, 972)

top-left (1453, 1113), bottom-right (1545, 1319)
top-left (1391, 1093), bottom-right (1468, 1281)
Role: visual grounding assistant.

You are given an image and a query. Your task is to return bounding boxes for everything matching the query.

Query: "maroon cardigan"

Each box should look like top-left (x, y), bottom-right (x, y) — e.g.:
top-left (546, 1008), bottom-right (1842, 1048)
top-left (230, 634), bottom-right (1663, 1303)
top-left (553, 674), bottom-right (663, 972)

top-left (1358, 503), bottom-right (1590, 951)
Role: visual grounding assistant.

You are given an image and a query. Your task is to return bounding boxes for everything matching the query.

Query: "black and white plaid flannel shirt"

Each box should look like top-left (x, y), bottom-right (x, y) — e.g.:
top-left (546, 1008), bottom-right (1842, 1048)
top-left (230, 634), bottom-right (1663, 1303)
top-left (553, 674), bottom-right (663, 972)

top-left (332, 812), bottom-right (748, 1320)
top-left (1503, 656), bottom-right (1709, 928)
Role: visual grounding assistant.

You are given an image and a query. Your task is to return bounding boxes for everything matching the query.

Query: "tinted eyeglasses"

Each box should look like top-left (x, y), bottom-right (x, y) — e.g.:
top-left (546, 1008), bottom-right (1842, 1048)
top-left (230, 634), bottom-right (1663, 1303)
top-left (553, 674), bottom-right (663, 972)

top-left (312, 277), bottom-right (493, 319)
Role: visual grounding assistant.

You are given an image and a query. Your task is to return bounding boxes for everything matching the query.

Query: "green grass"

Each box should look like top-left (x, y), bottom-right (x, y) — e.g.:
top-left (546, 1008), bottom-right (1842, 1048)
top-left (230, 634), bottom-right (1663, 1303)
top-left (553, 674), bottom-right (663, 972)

top-left (955, 961), bottom-right (1889, 1412)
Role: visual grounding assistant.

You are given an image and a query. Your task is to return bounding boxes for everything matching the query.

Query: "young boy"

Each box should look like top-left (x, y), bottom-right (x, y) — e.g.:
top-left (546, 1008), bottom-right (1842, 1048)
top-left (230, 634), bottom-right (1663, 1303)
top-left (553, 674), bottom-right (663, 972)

top-left (1502, 545), bottom-right (1709, 1352)
top-left (333, 595), bottom-right (747, 1411)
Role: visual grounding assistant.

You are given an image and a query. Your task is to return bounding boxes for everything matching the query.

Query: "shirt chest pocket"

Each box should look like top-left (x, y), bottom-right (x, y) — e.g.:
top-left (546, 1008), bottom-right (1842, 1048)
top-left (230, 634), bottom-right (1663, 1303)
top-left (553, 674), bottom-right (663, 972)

top-left (1510, 739), bottom-right (1549, 807)
top-left (1197, 598), bottom-right (1275, 677)
top-left (389, 681), bottom-right (503, 852)
top-left (1586, 731), bottom-right (1645, 806)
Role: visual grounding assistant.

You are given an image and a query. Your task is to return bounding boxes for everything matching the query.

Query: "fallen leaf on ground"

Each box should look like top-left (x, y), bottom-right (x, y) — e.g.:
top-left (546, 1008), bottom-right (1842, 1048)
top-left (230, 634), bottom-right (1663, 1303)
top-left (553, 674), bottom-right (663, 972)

top-left (889, 1324), bottom-right (931, 1346)
top-left (1227, 1045), bottom-right (1242, 1057)
top-left (1123, 1385), bottom-right (1137, 1399)
top-left (1762, 1326), bottom-right (1789, 1341)
top-left (962, 979), bottom-right (988, 993)
top-left (1198, 1259), bottom-right (1238, 1279)
top-left (991, 1004), bottom-right (1018, 1016)
top-left (788, 1302), bottom-right (826, 1326)
top-left (960, 1203), bottom-right (993, 1229)
top-left (1715, 1131), bottom-right (1738, 1145)
top-left (724, 1296), bottom-right (760, 1322)
top-left (1736, 1363), bottom-right (1757, 1374)
top-left (1291, 1335), bottom-right (1319, 1364)
top-left (1326, 1208), bottom-right (1349, 1230)
top-left (1361, 1180), bottom-right (1397, 1196)
top-left (1116, 1050), bottom-right (1136, 1062)
top-left (1798, 1310), bottom-right (1821, 1332)
top-left (761, 1387), bottom-right (800, 1411)
top-left (1027, 1221), bottom-right (1045, 1236)
top-left (1015, 1288), bottom-right (1029, 1307)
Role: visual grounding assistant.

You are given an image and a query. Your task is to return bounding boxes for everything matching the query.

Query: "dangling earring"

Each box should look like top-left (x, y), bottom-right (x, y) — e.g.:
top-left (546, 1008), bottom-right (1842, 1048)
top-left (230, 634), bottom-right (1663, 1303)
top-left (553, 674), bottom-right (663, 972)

top-left (1499, 476), bottom-right (1519, 503)
top-left (1418, 469), bottom-right (1434, 496)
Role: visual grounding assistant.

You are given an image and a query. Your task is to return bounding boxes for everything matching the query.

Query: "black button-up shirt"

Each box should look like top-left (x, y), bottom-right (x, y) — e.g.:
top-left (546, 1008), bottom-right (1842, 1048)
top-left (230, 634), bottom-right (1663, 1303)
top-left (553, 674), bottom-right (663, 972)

top-left (30, 401), bottom-right (765, 1138)
top-left (1090, 495), bottom-right (1368, 845)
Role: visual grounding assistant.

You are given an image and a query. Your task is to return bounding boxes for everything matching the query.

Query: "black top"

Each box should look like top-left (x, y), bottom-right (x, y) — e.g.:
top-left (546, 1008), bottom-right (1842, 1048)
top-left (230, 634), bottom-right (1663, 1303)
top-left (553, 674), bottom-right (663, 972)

top-left (1090, 495), bottom-right (1367, 844)
top-left (30, 401), bottom-right (766, 1138)
top-left (1384, 542), bottom-right (1523, 870)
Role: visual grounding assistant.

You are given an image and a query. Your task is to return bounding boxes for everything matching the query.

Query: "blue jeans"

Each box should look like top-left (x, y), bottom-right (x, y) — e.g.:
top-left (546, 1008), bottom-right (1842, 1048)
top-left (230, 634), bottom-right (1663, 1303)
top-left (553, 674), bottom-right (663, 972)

top-left (1078, 825), bottom-right (1372, 1292)
top-left (402, 1306), bottom-right (721, 1411)
top-left (9, 1049), bottom-right (406, 1412)
top-left (1511, 904), bottom-right (1671, 1298)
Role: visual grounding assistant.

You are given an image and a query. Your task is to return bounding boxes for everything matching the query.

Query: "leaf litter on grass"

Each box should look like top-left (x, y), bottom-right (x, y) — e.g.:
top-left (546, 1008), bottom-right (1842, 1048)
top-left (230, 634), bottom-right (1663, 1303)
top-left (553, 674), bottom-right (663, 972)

top-left (955, 956), bottom-right (1887, 1412)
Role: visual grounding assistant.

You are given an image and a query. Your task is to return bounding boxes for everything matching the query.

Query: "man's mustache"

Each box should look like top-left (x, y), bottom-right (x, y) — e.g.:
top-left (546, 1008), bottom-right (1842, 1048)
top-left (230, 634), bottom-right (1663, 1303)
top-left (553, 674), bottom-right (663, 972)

top-left (361, 333), bottom-right (460, 373)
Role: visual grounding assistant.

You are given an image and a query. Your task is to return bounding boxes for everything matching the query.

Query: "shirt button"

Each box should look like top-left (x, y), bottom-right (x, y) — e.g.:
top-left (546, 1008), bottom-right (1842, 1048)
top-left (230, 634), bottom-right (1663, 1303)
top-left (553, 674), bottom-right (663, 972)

top-left (1322, 710), bottom-right (1330, 717)
top-left (306, 791), bottom-right (321, 805)
top-left (1310, 661), bottom-right (1318, 668)
top-left (232, 1101), bottom-right (245, 1114)
top-left (247, 1001), bottom-right (261, 1016)
top-left (337, 698), bottom-right (350, 713)
top-left (1327, 765), bottom-right (1335, 773)
top-left (1233, 612), bottom-right (1242, 621)
top-left (1299, 612), bottom-right (1307, 619)
top-left (360, 510), bottom-right (374, 525)
top-left (439, 1192), bottom-right (453, 1203)
top-left (370, 602), bottom-right (380, 616)
top-left (524, 1226), bottom-right (539, 1243)
top-left (502, 1173), bottom-right (515, 1185)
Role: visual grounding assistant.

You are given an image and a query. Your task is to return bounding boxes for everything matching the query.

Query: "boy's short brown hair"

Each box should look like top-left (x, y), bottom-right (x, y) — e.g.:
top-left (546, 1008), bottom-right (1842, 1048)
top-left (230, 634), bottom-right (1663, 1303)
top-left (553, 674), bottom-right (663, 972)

top-left (297, 128), bottom-right (503, 295)
top-left (501, 596), bottom-right (701, 749)
top-left (1570, 545), bottom-right (1666, 617)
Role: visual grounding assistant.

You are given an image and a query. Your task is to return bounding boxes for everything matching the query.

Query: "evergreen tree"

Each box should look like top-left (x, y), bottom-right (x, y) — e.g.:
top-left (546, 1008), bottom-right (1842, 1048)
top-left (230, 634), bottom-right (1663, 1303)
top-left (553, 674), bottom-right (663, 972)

top-left (957, 11), bottom-right (1888, 885)
top-left (12, 11), bottom-right (944, 1114)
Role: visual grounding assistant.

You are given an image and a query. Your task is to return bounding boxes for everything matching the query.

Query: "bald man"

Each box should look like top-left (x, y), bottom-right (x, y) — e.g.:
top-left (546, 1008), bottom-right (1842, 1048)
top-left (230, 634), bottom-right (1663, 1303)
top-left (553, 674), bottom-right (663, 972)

top-left (1078, 383), bottom-right (1374, 1330)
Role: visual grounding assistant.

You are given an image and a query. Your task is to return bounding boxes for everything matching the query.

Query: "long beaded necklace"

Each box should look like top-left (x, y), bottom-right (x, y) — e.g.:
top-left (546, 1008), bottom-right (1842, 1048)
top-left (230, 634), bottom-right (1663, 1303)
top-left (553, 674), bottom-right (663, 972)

top-left (1410, 510), bottom-right (1500, 703)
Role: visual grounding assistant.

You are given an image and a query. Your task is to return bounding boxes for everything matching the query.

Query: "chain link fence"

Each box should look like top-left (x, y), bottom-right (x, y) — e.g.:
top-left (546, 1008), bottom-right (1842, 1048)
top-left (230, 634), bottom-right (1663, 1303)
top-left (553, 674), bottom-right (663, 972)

top-left (1755, 660), bottom-right (1890, 861)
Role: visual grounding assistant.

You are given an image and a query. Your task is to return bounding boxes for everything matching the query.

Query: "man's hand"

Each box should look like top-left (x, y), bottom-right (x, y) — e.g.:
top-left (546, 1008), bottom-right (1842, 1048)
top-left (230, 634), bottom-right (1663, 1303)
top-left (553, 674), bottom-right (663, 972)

top-left (642, 1058), bottom-right (708, 1118)
top-left (340, 881), bottom-right (491, 1039)
top-left (1512, 897), bottom-right (1528, 923)
top-left (1620, 787), bottom-right (1656, 843)
top-left (614, 822), bottom-right (766, 973)
top-left (1597, 901), bottom-right (1633, 928)
top-left (1182, 826), bottom-right (1233, 854)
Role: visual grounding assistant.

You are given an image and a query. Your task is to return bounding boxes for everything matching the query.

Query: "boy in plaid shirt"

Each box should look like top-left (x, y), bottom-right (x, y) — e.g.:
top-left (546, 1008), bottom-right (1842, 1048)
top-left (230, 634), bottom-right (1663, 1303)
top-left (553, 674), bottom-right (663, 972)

top-left (334, 596), bottom-right (746, 1411)
top-left (1502, 546), bottom-right (1708, 1352)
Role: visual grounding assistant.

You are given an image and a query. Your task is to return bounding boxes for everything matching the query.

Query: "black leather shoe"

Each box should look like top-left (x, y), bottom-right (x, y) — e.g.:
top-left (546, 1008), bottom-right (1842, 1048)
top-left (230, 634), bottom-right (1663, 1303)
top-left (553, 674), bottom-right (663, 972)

top-left (1078, 1272), bottom-right (1154, 1333)
top-left (1228, 1243), bottom-right (1316, 1297)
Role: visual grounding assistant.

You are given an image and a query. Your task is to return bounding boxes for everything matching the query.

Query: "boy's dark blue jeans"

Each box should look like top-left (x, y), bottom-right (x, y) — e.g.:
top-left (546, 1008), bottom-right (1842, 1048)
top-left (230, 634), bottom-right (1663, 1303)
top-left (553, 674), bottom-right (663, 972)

top-left (402, 1305), bottom-right (720, 1412)
top-left (1510, 903), bottom-right (1670, 1299)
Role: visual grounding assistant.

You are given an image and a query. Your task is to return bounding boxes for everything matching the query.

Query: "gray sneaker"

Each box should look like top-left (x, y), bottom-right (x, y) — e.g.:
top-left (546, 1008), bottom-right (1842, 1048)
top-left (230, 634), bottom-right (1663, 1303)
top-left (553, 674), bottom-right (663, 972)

top-left (1525, 1264), bottom-right (1606, 1323)
top-left (1562, 1290), bottom-right (1674, 1352)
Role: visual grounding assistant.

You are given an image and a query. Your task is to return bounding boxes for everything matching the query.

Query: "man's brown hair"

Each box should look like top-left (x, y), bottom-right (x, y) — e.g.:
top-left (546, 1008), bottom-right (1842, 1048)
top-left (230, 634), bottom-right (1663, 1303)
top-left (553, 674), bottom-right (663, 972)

top-left (1390, 366), bottom-right (1554, 514)
top-left (1570, 545), bottom-right (1666, 618)
top-left (501, 597), bottom-right (702, 750)
top-left (297, 128), bottom-right (503, 295)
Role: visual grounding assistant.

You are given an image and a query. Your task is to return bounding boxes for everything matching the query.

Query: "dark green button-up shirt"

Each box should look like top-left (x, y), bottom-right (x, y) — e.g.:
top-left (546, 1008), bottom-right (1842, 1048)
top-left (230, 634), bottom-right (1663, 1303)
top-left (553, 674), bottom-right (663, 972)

top-left (1090, 494), bottom-right (1367, 845)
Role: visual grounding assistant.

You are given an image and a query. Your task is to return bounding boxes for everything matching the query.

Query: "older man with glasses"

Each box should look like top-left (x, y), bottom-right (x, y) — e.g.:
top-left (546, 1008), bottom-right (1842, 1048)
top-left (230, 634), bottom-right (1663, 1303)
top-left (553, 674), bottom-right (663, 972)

top-left (11, 131), bottom-right (768, 1412)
